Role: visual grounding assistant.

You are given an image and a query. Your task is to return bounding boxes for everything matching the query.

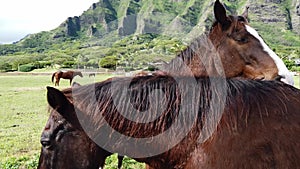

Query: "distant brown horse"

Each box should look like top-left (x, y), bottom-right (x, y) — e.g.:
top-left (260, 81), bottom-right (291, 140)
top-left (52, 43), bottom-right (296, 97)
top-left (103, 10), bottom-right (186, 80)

top-left (38, 74), bottom-right (300, 169)
top-left (51, 70), bottom-right (83, 86)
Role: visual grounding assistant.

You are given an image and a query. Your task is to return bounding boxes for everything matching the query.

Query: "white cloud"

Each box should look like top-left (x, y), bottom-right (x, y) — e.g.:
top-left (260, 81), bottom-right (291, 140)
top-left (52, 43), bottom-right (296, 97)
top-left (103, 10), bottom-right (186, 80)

top-left (0, 0), bottom-right (99, 44)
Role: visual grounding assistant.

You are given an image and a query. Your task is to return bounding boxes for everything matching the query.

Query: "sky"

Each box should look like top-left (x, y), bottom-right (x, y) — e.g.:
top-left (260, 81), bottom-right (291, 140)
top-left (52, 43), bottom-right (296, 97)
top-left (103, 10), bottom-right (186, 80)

top-left (0, 0), bottom-right (99, 44)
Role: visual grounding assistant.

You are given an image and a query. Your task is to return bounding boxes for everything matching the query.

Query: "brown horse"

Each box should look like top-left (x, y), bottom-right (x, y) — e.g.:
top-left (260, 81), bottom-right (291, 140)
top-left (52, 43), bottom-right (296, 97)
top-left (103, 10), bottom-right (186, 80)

top-left (38, 74), bottom-right (300, 169)
top-left (161, 0), bottom-right (293, 85)
top-left (51, 70), bottom-right (83, 86)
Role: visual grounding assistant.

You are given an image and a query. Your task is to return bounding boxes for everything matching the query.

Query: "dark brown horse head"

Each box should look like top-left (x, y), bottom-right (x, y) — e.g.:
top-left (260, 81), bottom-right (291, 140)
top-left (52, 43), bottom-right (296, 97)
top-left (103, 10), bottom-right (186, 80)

top-left (38, 87), bottom-right (110, 169)
top-left (75, 71), bottom-right (83, 78)
top-left (208, 0), bottom-right (293, 84)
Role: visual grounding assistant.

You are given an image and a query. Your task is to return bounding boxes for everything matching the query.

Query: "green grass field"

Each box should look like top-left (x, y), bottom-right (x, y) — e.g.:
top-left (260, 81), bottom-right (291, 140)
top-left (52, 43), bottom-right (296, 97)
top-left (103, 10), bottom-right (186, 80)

top-left (294, 76), bottom-right (300, 89)
top-left (0, 74), bottom-right (299, 168)
top-left (0, 73), bottom-right (144, 169)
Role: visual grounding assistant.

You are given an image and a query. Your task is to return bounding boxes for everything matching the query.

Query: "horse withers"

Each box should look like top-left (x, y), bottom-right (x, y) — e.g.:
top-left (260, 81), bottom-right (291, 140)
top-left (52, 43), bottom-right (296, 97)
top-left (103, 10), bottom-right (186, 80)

top-left (38, 75), bottom-right (300, 169)
top-left (51, 70), bottom-right (83, 86)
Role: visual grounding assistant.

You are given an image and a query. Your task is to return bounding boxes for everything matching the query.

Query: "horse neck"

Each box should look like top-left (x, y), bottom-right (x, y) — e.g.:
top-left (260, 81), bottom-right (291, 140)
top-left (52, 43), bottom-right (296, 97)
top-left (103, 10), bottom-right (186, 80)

top-left (74, 72), bottom-right (81, 77)
top-left (164, 34), bottom-right (224, 77)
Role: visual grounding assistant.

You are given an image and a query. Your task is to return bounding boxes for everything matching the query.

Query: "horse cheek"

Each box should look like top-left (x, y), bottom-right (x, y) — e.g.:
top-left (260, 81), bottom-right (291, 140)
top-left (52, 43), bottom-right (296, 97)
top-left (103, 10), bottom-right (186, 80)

top-left (242, 65), bottom-right (264, 80)
top-left (219, 50), bottom-right (244, 77)
top-left (256, 56), bottom-right (279, 80)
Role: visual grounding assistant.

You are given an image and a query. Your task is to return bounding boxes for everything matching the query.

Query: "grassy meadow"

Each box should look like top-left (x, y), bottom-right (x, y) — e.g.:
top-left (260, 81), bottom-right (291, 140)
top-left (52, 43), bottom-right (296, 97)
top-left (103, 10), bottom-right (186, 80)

top-left (0, 73), bottom-right (144, 169)
top-left (294, 75), bottom-right (300, 89)
top-left (0, 73), bottom-right (299, 168)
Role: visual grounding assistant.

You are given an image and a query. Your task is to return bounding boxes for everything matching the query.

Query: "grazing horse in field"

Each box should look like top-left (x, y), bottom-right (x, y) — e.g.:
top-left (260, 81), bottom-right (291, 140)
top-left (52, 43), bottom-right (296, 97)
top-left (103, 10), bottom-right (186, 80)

top-left (161, 0), bottom-right (293, 85)
top-left (38, 75), bottom-right (300, 169)
top-left (51, 70), bottom-right (83, 86)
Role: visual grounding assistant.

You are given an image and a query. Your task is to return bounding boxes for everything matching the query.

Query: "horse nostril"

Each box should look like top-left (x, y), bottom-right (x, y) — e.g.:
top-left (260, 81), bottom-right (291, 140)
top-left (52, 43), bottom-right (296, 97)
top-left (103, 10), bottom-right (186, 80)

top-left (275, 75), bottom-right (283, 81)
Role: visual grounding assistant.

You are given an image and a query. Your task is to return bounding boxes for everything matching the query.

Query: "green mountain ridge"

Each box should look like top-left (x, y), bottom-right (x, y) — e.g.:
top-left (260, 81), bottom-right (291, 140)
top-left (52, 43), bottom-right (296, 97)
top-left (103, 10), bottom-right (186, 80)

top-left (0, 0), bottom-right (299, 72)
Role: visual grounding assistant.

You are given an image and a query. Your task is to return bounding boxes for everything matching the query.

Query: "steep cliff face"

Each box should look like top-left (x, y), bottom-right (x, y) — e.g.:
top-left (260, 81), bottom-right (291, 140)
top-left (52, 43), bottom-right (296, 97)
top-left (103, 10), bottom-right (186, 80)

top-left (249, 0), bottom-right (297, 30)
top-left (65, 16), bottom-right (81, 37)
top-left (292, 0), bottom-right (300, 34)
top-left (57, 0), bottom-right (119, 38)
top-left (56, 0), bottom-right (299, 39)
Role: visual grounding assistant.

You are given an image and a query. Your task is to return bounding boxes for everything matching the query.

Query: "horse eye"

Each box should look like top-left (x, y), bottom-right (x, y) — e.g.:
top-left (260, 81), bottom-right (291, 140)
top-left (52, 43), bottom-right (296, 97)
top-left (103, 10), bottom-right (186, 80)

top-left (236, 37), bottom-right (248, 43)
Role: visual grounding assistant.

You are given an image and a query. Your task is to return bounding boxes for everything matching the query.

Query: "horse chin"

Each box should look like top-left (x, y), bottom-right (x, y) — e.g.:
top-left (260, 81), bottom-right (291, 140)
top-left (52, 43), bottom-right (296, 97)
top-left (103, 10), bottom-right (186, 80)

top-left (255, 77), bottom-right (265, 81)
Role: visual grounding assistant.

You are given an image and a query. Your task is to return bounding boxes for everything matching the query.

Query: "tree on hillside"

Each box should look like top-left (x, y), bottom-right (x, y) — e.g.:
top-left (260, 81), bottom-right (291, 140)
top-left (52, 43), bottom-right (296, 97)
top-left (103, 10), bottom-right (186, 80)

top-left (99, 56), bottom-right (118, 70)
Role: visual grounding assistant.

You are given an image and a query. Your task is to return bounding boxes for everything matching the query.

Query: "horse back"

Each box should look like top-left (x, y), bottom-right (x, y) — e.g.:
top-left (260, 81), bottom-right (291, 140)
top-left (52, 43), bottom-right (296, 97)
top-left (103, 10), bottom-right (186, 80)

top-left (187, 83), bottom-right (300, 169)
top-left (61, 71), bottom-right (74, 79)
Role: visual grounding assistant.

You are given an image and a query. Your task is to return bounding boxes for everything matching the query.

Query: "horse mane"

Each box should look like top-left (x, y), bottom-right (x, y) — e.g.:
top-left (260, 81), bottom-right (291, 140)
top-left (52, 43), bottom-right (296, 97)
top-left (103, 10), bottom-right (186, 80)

top-left (223, 79), bottom-right (299, 132)
top-left (162, 34), bottom-right (221, 77)
top-left (62, 76), bottom-right (300, 139)
top-left (68, 76), bottom-right (188, 137)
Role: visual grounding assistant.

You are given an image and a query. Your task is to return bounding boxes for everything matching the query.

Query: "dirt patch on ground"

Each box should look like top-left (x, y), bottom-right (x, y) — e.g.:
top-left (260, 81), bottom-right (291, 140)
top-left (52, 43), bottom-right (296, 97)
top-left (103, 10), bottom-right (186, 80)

top-left (12, 87), bottom-right (45, 92)
top-left (0, 72), bottom-right (52, 76)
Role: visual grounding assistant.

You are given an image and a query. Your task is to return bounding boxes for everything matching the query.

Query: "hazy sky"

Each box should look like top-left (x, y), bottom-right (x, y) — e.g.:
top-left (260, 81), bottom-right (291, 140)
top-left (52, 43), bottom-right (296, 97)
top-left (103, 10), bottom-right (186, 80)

top-left (0, 0), bottom-right (99, 44)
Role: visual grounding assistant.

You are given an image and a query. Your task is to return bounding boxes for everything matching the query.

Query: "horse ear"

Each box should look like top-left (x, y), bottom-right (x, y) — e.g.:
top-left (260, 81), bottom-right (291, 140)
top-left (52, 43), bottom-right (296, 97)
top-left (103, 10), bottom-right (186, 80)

top-left (214, 0), bottom-right (231, 30)
top-left (47, 86), bottom-right (83, 130)
top-left (47, 86), bottom-right (70, 112)
top-left (242, 6), bottom-right (249, 20)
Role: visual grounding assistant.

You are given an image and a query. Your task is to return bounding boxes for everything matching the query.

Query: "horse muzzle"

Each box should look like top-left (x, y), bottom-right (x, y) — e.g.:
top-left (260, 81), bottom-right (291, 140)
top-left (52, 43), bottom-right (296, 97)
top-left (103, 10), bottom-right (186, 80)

top-left (278, 73), bottom-right (294, 86)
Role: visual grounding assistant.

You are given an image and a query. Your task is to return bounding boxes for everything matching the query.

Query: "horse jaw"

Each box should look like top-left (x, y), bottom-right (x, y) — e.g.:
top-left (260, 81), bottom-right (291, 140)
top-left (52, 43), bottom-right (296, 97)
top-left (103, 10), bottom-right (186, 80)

top-left (245, 25), bottom-right (294, 85)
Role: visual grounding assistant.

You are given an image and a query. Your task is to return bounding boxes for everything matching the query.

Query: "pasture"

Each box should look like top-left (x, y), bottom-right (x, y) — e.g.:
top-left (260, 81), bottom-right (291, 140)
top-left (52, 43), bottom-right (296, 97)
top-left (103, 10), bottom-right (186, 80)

top-left (295, 75), bottom-right (300, 88)
top-left (0, 73), bottom-right (144, 169)
top-left (0, 73), bottom-right (299, 168)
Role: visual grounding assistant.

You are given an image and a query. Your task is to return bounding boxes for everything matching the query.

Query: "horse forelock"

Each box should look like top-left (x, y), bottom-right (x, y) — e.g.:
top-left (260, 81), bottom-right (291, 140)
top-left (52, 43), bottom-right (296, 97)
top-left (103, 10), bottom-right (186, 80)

top-left (209, 17), bottom-right (242, 49)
